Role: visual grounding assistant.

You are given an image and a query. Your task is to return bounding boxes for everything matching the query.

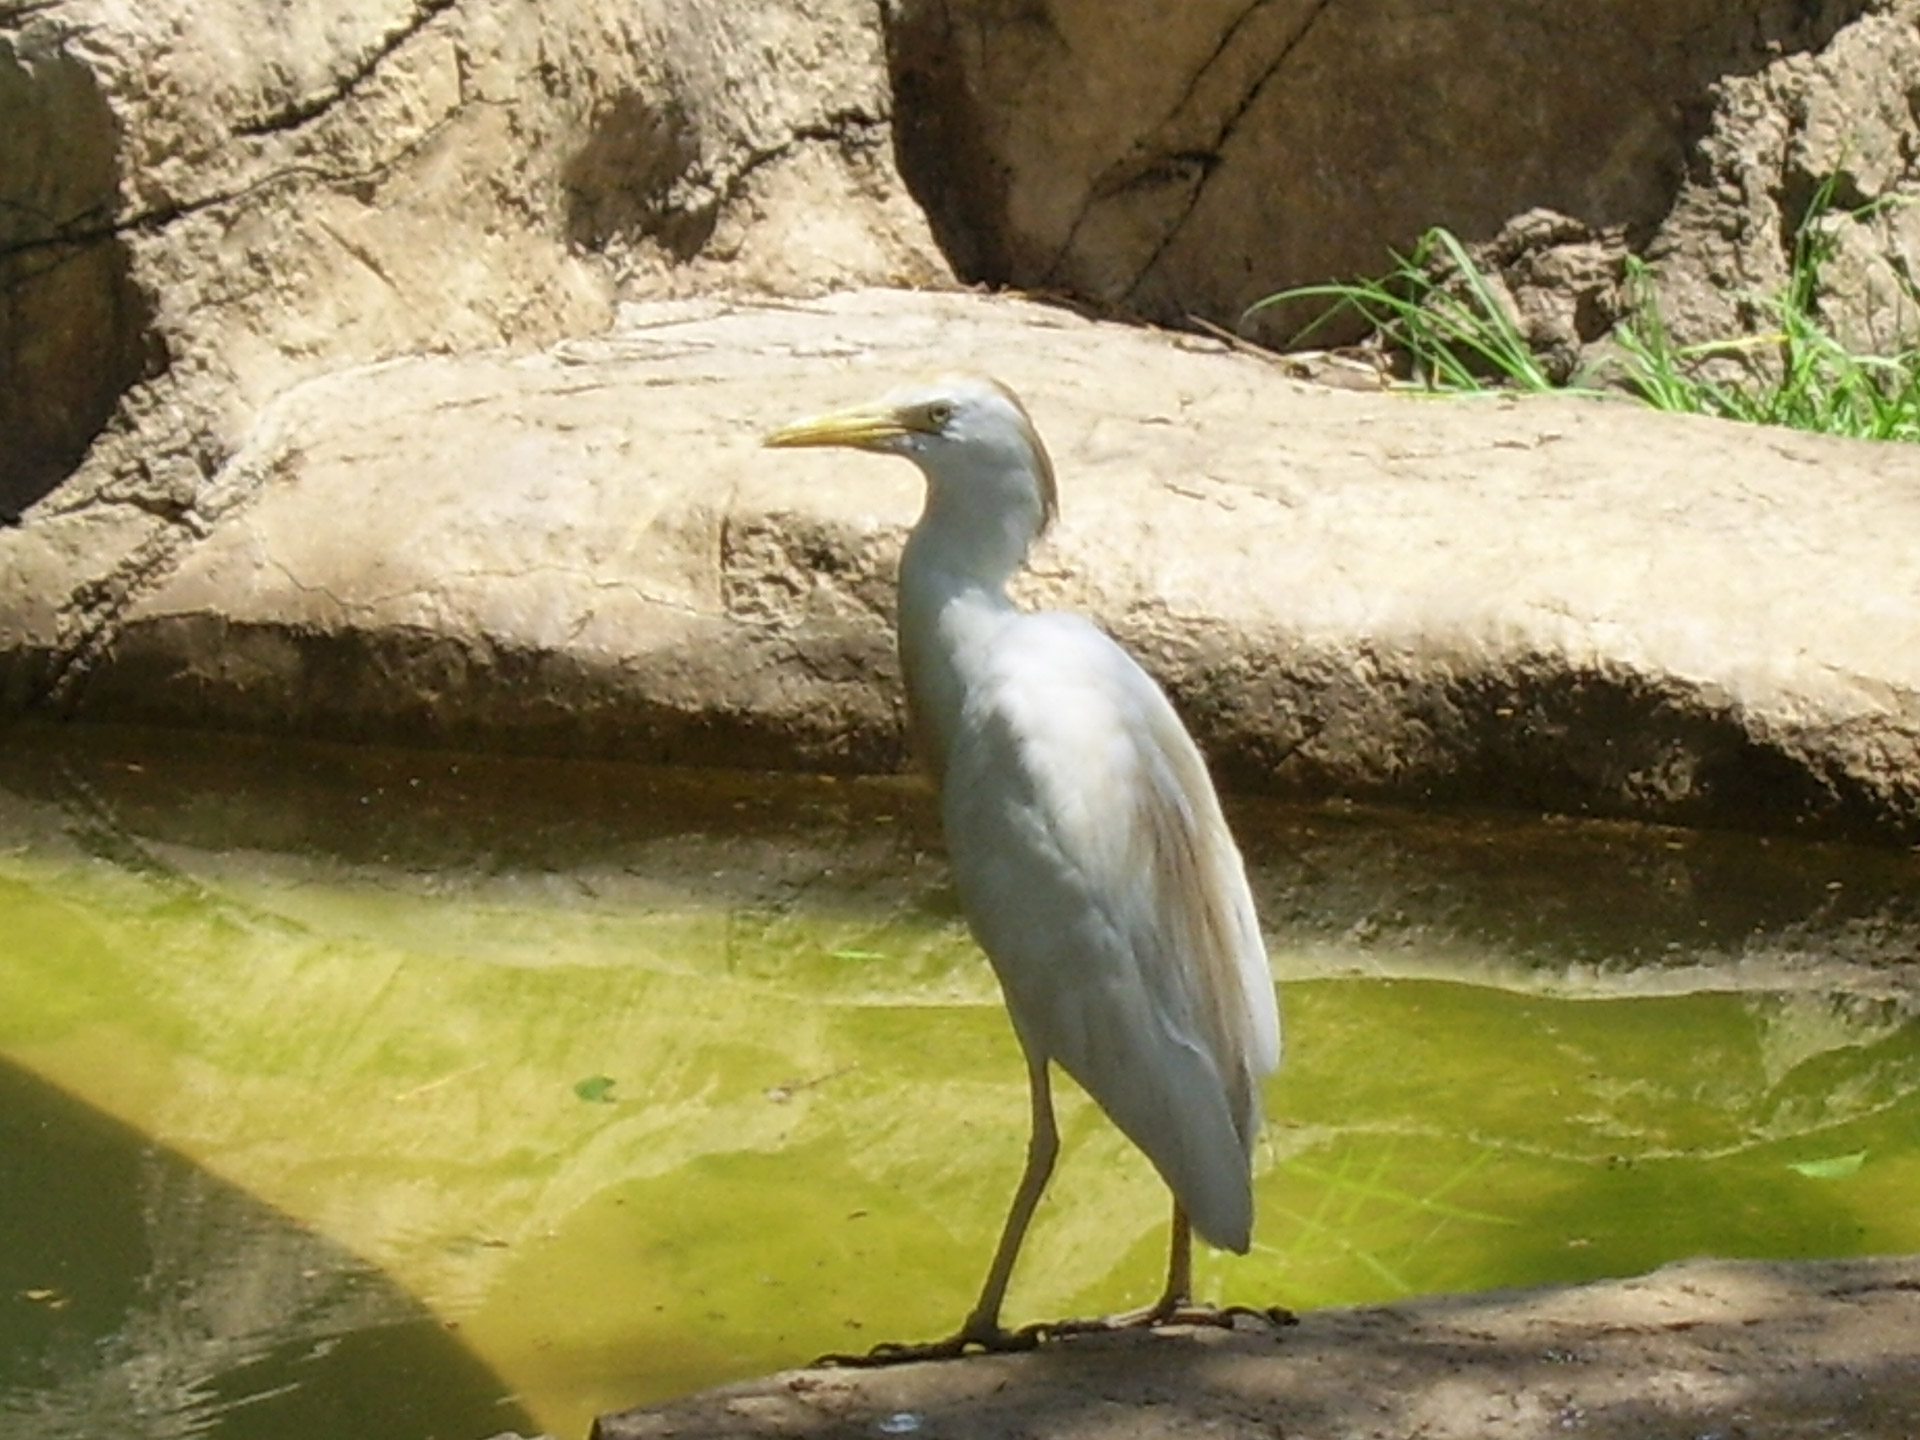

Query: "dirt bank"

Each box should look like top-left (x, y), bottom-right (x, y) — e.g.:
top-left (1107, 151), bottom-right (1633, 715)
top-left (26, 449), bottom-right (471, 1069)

top-left (597, 1254), bottom-right (1920, 1440)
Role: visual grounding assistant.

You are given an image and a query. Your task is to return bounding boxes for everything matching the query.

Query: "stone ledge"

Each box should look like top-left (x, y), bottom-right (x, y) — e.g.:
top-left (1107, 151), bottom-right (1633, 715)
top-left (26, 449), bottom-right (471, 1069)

top-left (591, 1254), bottom-right (1920, 1440)
top-left (5, 289), bottom-right (1920, 839)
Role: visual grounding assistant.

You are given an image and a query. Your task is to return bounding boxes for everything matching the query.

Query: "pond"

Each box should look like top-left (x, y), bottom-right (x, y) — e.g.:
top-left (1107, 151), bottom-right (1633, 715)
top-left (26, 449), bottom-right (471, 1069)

top-left (3, 723), bottom-right (1918, 1440)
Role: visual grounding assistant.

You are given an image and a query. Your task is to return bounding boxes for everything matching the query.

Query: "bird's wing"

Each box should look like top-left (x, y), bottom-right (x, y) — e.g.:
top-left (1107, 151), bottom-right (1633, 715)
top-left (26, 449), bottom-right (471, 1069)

top-left (939, 611), bottom-right (1281, 1252)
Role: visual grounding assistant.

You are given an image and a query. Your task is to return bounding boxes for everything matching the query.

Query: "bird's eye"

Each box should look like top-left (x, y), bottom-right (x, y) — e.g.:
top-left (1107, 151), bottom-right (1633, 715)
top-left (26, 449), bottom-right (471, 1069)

top-left (924, 401), bottom-right (955, 430)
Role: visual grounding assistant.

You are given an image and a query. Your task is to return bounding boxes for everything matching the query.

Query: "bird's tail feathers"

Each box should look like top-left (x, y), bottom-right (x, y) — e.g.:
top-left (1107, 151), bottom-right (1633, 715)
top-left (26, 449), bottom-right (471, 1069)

top-left (1060, 1034), bottom-right (1255, 1253)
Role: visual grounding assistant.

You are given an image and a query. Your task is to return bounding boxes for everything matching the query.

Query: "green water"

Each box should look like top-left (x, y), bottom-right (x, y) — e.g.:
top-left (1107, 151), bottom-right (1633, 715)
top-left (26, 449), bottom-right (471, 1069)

top-left (3, 725), bottom-right (1919, 1440)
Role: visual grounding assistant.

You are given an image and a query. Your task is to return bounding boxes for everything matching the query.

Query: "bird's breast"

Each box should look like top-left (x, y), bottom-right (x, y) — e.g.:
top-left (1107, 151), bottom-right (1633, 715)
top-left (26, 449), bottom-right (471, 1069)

top-left (895, 569), bottom-right (1020, 786)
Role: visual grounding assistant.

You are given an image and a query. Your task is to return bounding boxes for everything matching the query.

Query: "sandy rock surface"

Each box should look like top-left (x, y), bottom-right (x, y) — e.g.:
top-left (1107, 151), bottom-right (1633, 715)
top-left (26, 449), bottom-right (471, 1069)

top-left (12, 1), bottom-right (1920, 528)
top-left (595, 1254), bottom-right (1920, 1440)
top-left (0, 0), bottom-right (945, 516)
top-left (6, 288), bottom-right (1920, 840)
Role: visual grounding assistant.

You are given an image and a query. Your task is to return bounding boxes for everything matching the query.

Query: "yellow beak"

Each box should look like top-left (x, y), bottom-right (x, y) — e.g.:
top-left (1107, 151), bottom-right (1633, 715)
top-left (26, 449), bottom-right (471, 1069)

top-left (762, 405), bottom-right (911, 451)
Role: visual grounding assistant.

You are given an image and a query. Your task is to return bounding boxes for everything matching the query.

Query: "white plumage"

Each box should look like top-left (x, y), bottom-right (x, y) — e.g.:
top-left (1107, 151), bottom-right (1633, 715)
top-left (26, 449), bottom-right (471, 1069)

top-left (765, 373), bottom-right (1281, 1351)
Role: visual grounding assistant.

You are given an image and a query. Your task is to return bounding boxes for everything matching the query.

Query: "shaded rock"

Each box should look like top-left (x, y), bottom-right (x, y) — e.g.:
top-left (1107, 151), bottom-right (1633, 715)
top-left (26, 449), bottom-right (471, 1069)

top-left (1378, 211), bottom-right (1633, 388)
top-left (885, 0), bottom-right (1871, 343)
top-left (6, 289), bottom-right (1920, 842)
top-left (592, 1255), bottom-right (1920, 1440)
top-left (883, 0), bottom-right (1920, 387)
top-left (0, 25), bottom-right (160, 517)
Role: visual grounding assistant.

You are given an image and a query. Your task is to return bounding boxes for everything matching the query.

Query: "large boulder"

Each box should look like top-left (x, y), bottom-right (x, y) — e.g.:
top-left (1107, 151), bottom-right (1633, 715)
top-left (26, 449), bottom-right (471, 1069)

top-left (7, 0), bottom-right (1920, 843)
top-left (6, 290), bottom-right (1920, 842)
top-left (9, 0), bottom-right (1920, 532)
top-left (885, 0), bottom-right (1888, 346)
top-left (0, 0), bottom-right (946, 520)
top-left (14, 0), bottom-right (1920, 529)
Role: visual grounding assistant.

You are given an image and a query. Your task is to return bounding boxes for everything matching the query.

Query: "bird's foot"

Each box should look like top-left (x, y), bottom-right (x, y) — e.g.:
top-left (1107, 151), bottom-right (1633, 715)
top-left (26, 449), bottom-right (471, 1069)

top-left (813, 1322), bottom-right (1045, 1368)
top-left (1030, 1298), bottom-right (1296, 1341)
top-left (812, 1302), bottom-right (1294, 1367)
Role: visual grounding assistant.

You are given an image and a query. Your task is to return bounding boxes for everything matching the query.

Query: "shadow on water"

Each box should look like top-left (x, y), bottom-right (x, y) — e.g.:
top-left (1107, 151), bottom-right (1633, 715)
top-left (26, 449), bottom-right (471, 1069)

top-left (2, 721), bottom-right (1920, 1438)
top-left (0, 1058), bottom-right (534, 1440)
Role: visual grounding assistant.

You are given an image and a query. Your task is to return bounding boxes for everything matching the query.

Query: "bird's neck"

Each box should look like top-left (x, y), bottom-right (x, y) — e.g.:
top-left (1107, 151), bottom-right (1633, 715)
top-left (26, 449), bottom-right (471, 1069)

top-left (913, 481), bottom-right (1039, 590)
top-left (897, 520), bottom-right (1023, 784)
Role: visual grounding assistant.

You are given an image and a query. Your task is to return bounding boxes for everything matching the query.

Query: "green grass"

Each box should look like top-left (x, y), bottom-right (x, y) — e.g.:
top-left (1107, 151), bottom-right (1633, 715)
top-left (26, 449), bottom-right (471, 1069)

top-left (1245, 226), bottom-right (1564, 394)
top-left (1245, 177), bottom-right (1920, 442)
top-left (1610, 181), bottom-right (1920, 441)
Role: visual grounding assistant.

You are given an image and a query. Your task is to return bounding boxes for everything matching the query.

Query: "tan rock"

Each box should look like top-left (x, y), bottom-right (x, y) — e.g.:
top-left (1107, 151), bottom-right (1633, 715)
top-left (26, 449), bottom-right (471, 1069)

top-left (0, 0), bottom-right (948, 517)
top-left (10, 0), bottom-right (1919, 535)
top-left (1645, 7), bottom-right (1920, 359)
top-left (8, 289), bottom-right (1919, 840)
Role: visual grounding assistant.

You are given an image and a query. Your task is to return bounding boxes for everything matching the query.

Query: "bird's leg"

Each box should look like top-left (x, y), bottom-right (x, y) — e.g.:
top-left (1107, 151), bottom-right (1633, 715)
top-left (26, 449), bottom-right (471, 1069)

top-left (817, 1054), bottom-right (1059, 1367)
top-left (1154, 1202), bottom-right (1194, 1318)
top-left (1036, 1199), bottom-right (1295, 1339)
top-left (1140, 1201), bottom-right (1289, 1329)
top-left (954, 1053), bottom-right (1058, 1345)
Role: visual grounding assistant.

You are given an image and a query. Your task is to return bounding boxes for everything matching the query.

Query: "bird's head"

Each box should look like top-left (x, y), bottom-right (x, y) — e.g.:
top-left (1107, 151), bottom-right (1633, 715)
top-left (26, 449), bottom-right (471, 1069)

top-left (763, 374), bottom-right (1059, 544)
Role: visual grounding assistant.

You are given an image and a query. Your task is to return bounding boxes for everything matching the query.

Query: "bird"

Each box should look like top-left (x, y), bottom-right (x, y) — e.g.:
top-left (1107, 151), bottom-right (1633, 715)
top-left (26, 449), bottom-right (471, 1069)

top-left (763, 374), bottom-right (1283, 1358)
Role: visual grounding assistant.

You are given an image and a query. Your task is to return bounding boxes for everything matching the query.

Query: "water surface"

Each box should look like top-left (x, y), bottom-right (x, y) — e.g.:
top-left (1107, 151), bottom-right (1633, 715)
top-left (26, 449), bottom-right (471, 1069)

top-left (3, 724), bottom-right (1918, 1439)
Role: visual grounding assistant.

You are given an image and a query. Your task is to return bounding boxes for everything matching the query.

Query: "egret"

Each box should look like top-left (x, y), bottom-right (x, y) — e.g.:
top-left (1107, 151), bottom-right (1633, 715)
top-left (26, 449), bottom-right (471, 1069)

top-left (764, 375), bottom-right (1282, 1357)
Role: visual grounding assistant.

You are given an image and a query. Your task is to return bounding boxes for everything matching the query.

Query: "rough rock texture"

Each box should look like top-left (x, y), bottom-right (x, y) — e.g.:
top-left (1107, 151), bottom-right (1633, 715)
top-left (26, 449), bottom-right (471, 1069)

top-left (10, 0), bottom-right (1920, 534)
top-left (7, 289), bottom-right (1920, 842)
top-left (0, 0), bottom-right (947, 519)
top-left (1644, 4), bottom-right (1920, 356)
top-left (595, 1255), bottom-right (1920, 1440)
top-left (886, 0), bottom-right (1879, 342)
top-left (0, 24), bottom-right (158, 517)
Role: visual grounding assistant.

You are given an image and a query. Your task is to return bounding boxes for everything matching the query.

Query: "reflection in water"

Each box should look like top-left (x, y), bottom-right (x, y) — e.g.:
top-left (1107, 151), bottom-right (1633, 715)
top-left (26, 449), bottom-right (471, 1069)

top-left (1, 723), bottom-right (1919, 1439)
top-left (0, 1060), bottom-right (533, 1440)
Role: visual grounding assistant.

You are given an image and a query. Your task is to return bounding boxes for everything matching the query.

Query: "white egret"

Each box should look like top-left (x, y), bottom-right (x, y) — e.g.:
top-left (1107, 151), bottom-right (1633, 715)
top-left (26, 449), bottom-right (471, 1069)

top-left (764, 375), bottom-right (1283, 1357)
